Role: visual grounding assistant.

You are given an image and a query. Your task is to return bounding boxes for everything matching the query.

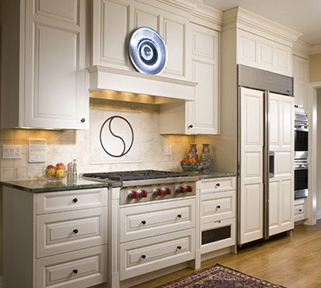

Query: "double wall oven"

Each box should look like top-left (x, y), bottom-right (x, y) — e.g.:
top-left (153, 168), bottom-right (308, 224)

top-left (294, 113), bottom-right (308, 199)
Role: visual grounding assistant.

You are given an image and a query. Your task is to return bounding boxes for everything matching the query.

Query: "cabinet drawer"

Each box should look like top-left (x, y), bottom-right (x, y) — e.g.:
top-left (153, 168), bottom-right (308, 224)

top-left (36, 188), bottom-right (107, 214)
top-left (36, 245), bottom-right (107, 288)
top-left (201, 177), bottom-right (236, 193)
top-left (37, 208), bottom-right (107, 258)
top-left (120, 229), bottom-right (195, 280)
top-left (120, 198), bottom-right (195, 242)
top-left (201, 218), bottom-right (236, 254)
top-left (294, 204), bottom-right (304, 216)
top-left (201, 191), bottom-right (235, 223)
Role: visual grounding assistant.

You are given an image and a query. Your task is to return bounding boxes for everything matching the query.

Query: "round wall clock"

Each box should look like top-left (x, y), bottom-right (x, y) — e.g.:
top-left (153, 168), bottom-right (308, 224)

top-left (129, 27), bottom-right (168, 75)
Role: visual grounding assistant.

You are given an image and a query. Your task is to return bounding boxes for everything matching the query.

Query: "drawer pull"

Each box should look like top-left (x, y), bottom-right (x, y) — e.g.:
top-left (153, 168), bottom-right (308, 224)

top-left (177, 214), bottom-right (182, 218)
top-left (73, 269), bottom-right (78, 275)
top-left (72, 198), bottom-right (78, 203)
top-left (214, 220), bottom-right (221, 224)
top-left (216, 205), bottom-right (221, 209)
top-left (299, 209), bottom-right (302, 212)
top-left (73, 229), bottom-right (79, 234)
top-left (141, 220), bottom-right (146, 225)
top-left (177, 246), bottom-right (182, 250)
top-left (141, 255), bottom-right (146, 259)
top-left (215, 183), bottom-right (220, 188)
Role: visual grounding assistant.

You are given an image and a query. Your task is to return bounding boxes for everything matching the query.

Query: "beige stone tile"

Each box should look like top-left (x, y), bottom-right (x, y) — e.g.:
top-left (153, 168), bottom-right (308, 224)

top-left (1, 159), bottom-right (14, 168)
top-left (0, 129), bottom-right (14, 140)
top-left (0, 168), bottom-right (14, 181)
top-left (14, 129), bottom-right (27, 141)
top-left (13, 153), bottom-right (28, 167)
top-left (14, 167), bottom-right (27, 180)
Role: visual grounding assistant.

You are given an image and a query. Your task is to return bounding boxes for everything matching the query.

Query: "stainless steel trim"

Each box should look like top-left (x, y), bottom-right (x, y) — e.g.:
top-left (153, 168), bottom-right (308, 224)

top-left (294, 127), bottom-right (309, 132)
top-left (294, 164), bottom-right (308, 170)
top-left (294, 151), bottom-right (308, 160)
top-left (263, 91), bottom-right (270, 240)
top-left (294, 189), bottom-right (308, 200)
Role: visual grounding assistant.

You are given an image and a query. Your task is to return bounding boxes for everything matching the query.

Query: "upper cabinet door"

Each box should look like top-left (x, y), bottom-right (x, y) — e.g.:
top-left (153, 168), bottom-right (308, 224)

top-left (24, 0), bottom-right (88, 129)
top-left (187, 24), bottom-right (219, 134)
top-left (293, 55), bottom-right (308, 110)
top-left (237, 30), bottom-right (292, 77)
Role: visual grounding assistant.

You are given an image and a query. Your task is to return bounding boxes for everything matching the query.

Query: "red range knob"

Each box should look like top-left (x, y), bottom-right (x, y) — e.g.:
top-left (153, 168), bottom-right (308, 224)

top-left (128, 191), bottom-right (139, 199)
top-left (139, 190), bottom-right (148, 198)
top-left (165, 188), bottom-right (172, 195)
top-left (177, 186), bottom-right (185, 193)
top-left (154, 188), bottom-right (164, 196)
top-left (185, 185), bottom-right (193, 192)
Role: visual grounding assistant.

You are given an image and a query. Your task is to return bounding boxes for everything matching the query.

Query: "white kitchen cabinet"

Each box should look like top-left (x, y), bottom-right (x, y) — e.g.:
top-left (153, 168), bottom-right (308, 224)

top-left (1, 0), bottom-right (88, 129)
top-left (293, 55), bottom-right (308, 110)
top-left (199, 177), bottom-right (236, 255)
top-left (159, 24), bottom-right (219, 135)
top-left (2, 187), bottom-right (108, 288)
top-left (237, 30), bottom-right (292, 76)
top-left (239, 88), bottom-right (264, 245)
top-left (92, 0), bottom-right (191, 81)
top-left (269, 93), bottom-right (294, 236)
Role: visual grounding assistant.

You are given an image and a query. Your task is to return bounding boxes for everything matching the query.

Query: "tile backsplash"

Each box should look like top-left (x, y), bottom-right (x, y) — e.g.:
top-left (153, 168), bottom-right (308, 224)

top-left (0, 98), bottom-right (196, 181)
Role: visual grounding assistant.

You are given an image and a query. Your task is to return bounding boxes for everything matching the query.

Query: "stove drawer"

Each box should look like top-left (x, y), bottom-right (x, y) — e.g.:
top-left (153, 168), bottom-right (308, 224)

top-left (37, 208), bottom-right (107, 258)
top-left (120, 229), bottom-right (195, 280)
top-left (36, 188), bottom-right (107, 215)
top-left (201, 191), bottom-right (235, 223)
top-left (120, 198), bottom-right (195, 242)
top-left (201, 177), bottom-right (236, 193)
top-left (36, 245), bottom-right (107, 288)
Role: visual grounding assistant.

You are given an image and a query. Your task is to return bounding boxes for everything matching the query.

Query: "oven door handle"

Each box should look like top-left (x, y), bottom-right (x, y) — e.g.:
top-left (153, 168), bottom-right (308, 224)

top-left (294, 127), bottom-right (309, 132)
top-left (294, 165), bottom-right (309, 170)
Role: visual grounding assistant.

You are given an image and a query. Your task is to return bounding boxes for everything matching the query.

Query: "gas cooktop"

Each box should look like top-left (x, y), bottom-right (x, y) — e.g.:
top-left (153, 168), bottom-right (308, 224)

top-left (82, 170), bottom-right (190, 181)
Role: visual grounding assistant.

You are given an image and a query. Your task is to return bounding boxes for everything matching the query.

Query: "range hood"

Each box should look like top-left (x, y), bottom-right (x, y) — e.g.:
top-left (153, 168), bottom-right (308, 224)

top-left (88, 66), bottom-right (198, 102)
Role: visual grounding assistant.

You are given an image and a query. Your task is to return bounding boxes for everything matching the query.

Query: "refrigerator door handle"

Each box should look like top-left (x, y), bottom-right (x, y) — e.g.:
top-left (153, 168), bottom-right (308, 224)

top-left (269, 151), bottom-right (275, 178)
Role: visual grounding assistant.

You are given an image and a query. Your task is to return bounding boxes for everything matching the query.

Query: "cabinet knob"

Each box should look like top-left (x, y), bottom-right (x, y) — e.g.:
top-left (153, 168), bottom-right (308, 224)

top-left (217, 205), bottom-right (221, 209)
top-left (80, 118), bottom-right (86, 123)
top-left (177, 246), bottom-right (182, 250)
top-left (215, 183), bottom-right (220, 188)
top-left (299, 209), bottom-right (302, 212)
top-left (141, 255), bottom-right (146, 259)
top-left (73, 229), bottom-right (79, 234)
top-left (188, 124), bottom-right (193, 129)
top-left (72, 198), bottom-right (78, 203)
top-left (73, 269), bottom-right (78, 275)
top-left (141, 220), bottom-right (146, 225)
top-left (177, 214), bottom-right (182, 218)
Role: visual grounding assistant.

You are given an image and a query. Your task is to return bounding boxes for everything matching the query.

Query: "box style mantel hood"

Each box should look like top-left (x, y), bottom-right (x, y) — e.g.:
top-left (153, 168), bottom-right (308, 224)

top-left (88, 66), bottom-right (198, 102)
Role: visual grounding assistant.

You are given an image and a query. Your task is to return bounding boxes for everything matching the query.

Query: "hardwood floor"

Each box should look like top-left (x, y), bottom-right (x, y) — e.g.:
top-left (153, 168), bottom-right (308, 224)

top-left (135, 221), bottom-right (321, 288)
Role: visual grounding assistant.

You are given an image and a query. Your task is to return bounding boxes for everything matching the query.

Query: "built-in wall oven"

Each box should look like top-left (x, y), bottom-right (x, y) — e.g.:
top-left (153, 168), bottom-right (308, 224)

top-left (294, 113), bottom-right (308, 199)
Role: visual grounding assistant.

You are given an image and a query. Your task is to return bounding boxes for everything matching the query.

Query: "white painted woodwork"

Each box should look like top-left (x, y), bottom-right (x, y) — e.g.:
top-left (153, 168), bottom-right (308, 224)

top-left (36, 188), bottom-right (107, 214)
top-left (294, 198), bottom-right (307, 222)
top-left (237, 30), bottom-right (292, 76)
top-left (201, 191), bottom-right (235, 224)
top-left (119, 229), bottom-right (195, 280)
top-left (293, 55), bottom-right (308, 110)
top-left (1, 0), bottom-right (88, 129)
top-left (200, 177), bottom-right (236, 193)
top-left (36, 245), bottom-right (107, 288)
top-left (36, 207), bottom-right (107, 258)
top-left (269, 93), bottom-right (294, 236)
top-left (120, 198), bottom-right (195, 242)
top-left (200, 218), bottom-right (235, 255)
top-left (240, 88), bottom-right (264, 245)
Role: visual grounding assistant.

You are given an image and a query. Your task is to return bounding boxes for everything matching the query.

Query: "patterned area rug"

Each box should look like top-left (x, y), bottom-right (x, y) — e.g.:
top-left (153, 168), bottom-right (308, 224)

top-left (156, 264), bottom-right (286, 288)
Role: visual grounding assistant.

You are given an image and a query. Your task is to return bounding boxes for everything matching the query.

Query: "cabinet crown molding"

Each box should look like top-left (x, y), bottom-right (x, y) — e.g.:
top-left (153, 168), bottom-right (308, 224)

top-left (191, 3), bottom-right (223, 30)
top-left (310, 44), bottom-right (321, 55)
top-left (292, 40), bottom-right (312, 58)
top-left (157, 0), bottom-right (203, 13)
top-left (223, 7), bottom-right (302, 46)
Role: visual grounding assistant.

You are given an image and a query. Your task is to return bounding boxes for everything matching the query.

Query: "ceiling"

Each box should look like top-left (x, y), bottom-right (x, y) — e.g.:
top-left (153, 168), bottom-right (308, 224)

top-left (203, 0), bottom-right (321, 45)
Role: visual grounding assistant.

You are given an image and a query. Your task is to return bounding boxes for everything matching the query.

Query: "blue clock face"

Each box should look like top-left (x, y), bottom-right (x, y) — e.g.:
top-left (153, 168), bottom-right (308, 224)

top-left (129, 27), bottom-right (167, 75)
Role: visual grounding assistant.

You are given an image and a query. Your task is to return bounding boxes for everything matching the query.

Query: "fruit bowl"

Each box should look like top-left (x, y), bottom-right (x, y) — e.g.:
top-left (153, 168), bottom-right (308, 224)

top-left (45, 163), bottom-right (66, 183)
top-left (44, 174), bottom-right (66, 183)
top-left (180, 161), bottom-right (202, 172)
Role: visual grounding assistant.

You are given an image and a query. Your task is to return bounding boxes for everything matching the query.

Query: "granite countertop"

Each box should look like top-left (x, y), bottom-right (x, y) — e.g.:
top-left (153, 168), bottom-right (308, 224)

top-left (1, 171), bottom-right (236, 193)
top-left (1, 178), bottom-right (122, 193)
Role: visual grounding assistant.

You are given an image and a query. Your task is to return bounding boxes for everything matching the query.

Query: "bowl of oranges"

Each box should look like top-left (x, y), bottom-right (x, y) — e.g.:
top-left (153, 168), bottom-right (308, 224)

top-left (180, 158), bottom-right (202, 172)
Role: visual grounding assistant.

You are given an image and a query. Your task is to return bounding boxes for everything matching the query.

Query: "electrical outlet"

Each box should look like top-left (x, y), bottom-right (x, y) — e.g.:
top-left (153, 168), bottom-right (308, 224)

top-left (164, 145), bottom-right (172, 156)
top-left (2, 145), bottom-right (22, 159)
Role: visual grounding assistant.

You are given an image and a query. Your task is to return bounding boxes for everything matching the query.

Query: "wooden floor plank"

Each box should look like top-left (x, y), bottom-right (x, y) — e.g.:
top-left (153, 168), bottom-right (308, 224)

top-left (134, 222), bottom-right (321, 288)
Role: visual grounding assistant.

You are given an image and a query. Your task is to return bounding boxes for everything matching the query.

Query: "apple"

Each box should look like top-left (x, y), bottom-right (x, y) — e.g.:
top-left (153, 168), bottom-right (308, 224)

top-left (46, 165), bottom-right (56, 177)
top-left (55, 162), bottom-right (65, 171)
top-left (55, 168), bottom-right (65, 179)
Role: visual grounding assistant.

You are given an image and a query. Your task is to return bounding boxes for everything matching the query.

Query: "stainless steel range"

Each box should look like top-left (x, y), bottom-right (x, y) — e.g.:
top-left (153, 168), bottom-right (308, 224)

top-left (82, 170), bottom-right (199, 204)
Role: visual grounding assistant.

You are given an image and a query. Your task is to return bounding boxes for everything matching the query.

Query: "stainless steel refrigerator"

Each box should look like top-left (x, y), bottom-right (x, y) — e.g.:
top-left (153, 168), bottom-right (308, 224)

top-left (237, 65), bottom-right (295, 245)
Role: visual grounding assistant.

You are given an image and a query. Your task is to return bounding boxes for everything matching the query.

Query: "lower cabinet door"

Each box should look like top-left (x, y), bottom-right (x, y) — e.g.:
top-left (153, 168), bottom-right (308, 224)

top-left (36, 245), bottom-right (107, 288)
top-left (200, 218), bottom-right (235, 254)
top-left (120, 229), bottom-right (195, 280)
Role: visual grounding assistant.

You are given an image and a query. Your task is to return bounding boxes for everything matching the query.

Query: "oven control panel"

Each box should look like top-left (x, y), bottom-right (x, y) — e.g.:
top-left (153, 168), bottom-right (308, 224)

top-left (120, 182), bottom-right (196, 205)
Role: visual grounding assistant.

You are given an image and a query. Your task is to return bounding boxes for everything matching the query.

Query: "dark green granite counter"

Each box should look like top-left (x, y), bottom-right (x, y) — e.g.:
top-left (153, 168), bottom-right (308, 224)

top-left (1, 178), bottom-right (122, 193)
top-left (186, 171), bottom-right (236, 179)
top-left (1, 171), bottom-right (235, 193)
